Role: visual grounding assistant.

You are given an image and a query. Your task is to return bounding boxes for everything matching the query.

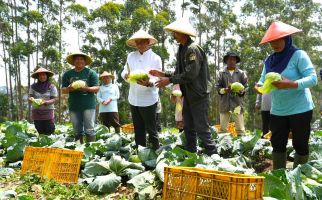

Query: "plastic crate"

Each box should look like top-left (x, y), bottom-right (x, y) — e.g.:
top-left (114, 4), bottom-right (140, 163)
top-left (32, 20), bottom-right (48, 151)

top-left (47, 148), bottom-right (83, 183)
top-left (21, 147), bottom-right (83, 183)
top-left (263, 131), bottom-right (292, 140)
top-left (121, 123), bottom-right (134, 134)
top-left (21, 147), bottom-right (55, 176)
top-left (214, 123), bottom-right (237, 137)
top-left (163, 167), bottom-right (264, 200)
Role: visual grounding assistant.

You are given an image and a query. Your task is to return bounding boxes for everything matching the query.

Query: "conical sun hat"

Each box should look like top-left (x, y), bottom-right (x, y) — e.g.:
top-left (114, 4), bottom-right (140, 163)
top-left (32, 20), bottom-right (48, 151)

top-left (126, 30), bottom-right (158, 48)
top-left (100, 71), bottom-right (115, 79)
top-left (259, 21), bottom-right (302, 45)
top-left (66, 51), bottom-right (93, 66)
top-left (31, 67), bottom-right (54, 79)
top-left (164, 18), bottom-right (197, 37)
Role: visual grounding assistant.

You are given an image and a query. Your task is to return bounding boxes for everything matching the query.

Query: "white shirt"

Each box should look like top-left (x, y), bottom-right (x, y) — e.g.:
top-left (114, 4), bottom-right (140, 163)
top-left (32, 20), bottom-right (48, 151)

top-left (121, 49), bottom-right (162, 107)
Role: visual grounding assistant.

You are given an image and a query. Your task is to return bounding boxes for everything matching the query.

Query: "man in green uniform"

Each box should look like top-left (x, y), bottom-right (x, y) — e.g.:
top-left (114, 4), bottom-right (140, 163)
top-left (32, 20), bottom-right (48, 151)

top-left (150, 19), bottom-right (217, 156)
top-left (62, 52), bottom-right (99, 143)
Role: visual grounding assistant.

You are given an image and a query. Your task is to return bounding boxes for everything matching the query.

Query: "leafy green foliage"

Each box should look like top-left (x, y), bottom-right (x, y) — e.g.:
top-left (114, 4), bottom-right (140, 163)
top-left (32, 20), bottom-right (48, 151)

top-left (87, 173), bottom-right (121, 194)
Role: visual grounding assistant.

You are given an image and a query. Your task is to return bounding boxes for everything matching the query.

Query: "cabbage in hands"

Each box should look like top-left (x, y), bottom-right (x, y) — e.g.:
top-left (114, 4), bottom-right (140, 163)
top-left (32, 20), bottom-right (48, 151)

top-left (172, 90), bottom-right (182, 97)
top-left (32, 98), bottom-right (44, 108)
top-left (233, 106), bottom-right (241, 115)
top-left (229, 106), bottom-right (241, 115)
top-left (230, 82), bottom-right (245, 93)
top-left (71, 80), bottom-right (86, 89)
top-left (258, 72), bottom-right (282, 94)
top-left (128, 70), bottom-right (149, 83)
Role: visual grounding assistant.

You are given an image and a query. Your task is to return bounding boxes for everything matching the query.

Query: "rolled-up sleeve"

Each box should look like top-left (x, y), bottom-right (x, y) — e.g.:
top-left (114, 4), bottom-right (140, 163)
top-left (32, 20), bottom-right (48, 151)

top-left (295, 51), bottom-right (317, 89)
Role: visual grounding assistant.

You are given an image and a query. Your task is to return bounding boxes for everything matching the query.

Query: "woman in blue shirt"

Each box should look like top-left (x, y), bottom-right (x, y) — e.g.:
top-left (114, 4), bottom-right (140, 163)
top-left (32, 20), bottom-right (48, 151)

top-left (97, 71), bottom-right (120, 133)
top-left (256, 21), bottom-right (317, 170)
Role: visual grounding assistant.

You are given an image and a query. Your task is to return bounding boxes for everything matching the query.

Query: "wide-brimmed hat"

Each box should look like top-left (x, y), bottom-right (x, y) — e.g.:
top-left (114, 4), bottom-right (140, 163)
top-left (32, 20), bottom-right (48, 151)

top-left (126, 30), bottom-right (158, 48)
top-left (164, 18), bottom-right (197, 37)
top-left (31, 67), bottom-right (54, 79)
top-left (66, 51), bottom-right (93, 66)
top-left (223, 52), bottom-right (240, 64)
top-left (100, 71), bottom-right (115, 79)
top-left (259, 21), bottom-right (302, 45)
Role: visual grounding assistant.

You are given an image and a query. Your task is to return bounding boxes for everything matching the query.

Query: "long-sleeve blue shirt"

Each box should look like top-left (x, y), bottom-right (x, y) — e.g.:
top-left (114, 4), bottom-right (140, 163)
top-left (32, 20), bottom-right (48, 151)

top-left (97, 83), bottom-right (120, 113)
top-left (258, 50), bottom-right (317, 116)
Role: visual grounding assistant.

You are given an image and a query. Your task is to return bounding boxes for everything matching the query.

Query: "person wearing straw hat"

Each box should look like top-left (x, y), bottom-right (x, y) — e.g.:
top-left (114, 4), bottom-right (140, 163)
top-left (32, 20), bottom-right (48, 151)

top-left (62, 52), bottom-right (99, 143)
top-left (121, 29), bottom-right (162, 150)
top-left (255, 21), bottom-right (317, 169)
top-left (150, 19), bottom-right (217, 156)
top-left (97, 71), bottom-right (120, 133)
top-left (29, 67), bottom-right (58, 135)
top-left (216, 52), bottom-right (248, 136)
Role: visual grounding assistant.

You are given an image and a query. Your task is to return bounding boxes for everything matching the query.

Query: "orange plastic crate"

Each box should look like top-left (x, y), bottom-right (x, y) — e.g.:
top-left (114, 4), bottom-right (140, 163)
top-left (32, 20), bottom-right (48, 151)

top-left (214, 123), bottom-right (237, 137)
top-left (163, 167), bottom-right (264, 200)
top-left (21, 147), bottom-right (83, 183)
top-left (121, 123), bottom-right (134, 134)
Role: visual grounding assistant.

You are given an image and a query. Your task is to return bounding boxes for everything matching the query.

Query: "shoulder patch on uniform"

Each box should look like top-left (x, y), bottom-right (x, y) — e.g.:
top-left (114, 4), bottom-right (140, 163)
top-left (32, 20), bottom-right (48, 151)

top-left (189, 53), bottom-right (196, 61)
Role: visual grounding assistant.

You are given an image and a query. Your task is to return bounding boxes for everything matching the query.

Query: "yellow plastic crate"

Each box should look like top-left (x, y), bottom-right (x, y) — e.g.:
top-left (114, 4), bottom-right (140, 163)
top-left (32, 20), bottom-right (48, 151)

top-left (21, 147), bottom-right (83, 183)
top-left (163, 167), bottom-right (264, 200)
top-left (214, 122), bottom-right (237, 137)
top-left (121, 123), bottom-right (134, 134)
top-left (47, 148), bottom-right (84, 183)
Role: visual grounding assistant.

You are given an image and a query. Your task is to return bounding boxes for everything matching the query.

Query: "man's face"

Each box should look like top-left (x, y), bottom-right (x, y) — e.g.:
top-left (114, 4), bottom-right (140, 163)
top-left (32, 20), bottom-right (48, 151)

top-left (226, 56), bottom-right (237, 67)
top-left (73, 56), bottom-right (86, 68)
top-left (172, 32), bottom-right (185, 43)
top-left (135, 39), bottom-right (150, 53)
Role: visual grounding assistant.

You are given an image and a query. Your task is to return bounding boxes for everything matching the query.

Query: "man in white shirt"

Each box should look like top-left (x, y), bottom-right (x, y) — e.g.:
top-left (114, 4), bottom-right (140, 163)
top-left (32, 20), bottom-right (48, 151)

top-left (121, 30), bottom-right (162, 150)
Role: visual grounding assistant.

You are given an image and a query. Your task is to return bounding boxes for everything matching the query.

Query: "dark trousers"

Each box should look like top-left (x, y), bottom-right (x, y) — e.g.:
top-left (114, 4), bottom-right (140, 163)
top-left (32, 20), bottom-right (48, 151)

top-left (34, 119), bottom-right (55, 135)
top-left (270, 110), bottom-right (312, 155)
top-left (99, 112), bottom-right (120, 133)
top-left (183, 98), bottom-right (217, 155)
top-left (261, 111), bottom-right (271, 136)
top-left (130, 103), bottom-right (159, 150)
top-left (156, 113), bottom-right (161, 133)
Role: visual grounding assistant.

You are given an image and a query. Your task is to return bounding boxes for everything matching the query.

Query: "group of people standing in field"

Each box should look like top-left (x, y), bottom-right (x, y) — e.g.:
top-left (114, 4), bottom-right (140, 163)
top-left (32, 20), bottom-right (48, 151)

top-left (28, 18), bottom-right (318, 170)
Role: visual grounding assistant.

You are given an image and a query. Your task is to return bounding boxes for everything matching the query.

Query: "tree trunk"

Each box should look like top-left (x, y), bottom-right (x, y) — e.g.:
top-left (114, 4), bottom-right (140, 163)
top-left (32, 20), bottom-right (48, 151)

top-left (2, 33), bottom-right (11, 120)
top-left (13, 0), bottom-right (23, 120)
top-left (36, 0), bottom-right (39, 63)
top-left (58, 0), bottom-right (63, 123)
top-left (26, 0), bottom-right (32, 121)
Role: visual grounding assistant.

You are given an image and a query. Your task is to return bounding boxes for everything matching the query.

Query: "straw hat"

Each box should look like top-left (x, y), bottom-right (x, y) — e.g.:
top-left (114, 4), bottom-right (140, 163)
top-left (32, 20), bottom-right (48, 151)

top-left (164, 18), bottom-right (197, 37)
top-left (31, 67), bottom-right (54, 79)
top-left (66, 51), bottom-right (93, 66)
top-left (126, 30), bottom-right (158, 48)
top-left (100, 71), bottom-right (115, 79)
top-left (259, 21), bottom-right (302, 45)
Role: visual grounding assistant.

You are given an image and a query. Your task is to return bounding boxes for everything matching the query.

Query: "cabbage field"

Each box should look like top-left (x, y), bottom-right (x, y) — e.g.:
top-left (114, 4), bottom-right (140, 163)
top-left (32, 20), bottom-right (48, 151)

top-left (0, 121), bottom-right (322, 199)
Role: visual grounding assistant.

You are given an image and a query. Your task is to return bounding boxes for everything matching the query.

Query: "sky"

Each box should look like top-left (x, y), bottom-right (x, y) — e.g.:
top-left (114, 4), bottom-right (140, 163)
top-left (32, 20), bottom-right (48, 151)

top-left (0, 0), bottom-right (321, 86)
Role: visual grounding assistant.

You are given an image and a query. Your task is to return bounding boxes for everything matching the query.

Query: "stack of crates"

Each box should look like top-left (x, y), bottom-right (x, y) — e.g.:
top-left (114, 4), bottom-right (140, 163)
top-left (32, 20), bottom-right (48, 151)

top-left (21, 146), bottom-right (83, 183)
top-left (163, 167), bottom-right (264, 200)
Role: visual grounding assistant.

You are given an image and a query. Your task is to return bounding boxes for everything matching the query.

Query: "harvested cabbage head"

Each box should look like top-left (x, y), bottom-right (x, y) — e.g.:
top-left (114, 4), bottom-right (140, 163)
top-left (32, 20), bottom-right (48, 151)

top-left (233, 106), bottom-right (241, 115)
top-left (71, 80), bottom-right (86, 89)
top-left (230, 82), bottom-right (245, 93)
top-left (258, 72), bottom-right (282, 94)
top-left (128, 70), bottom-right (149, 83)
top-left (32, 98), bottom-right (44, 108)
top-left (172, 90), bottom-right (182, 97)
